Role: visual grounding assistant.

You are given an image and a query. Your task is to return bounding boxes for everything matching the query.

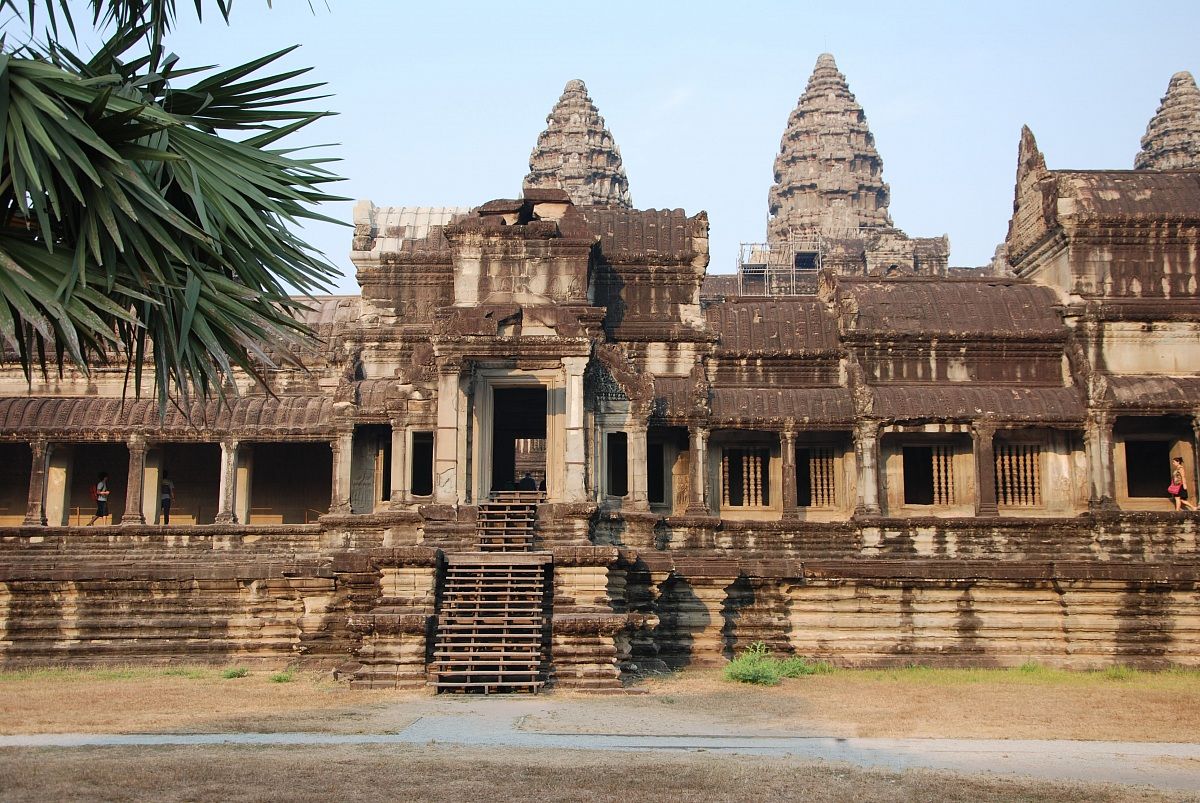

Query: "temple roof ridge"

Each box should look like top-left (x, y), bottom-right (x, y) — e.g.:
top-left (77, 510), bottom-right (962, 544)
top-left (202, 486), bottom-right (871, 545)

top-left (1135, 70), bottom-right (1200, 170)
top-left (767, 52), bottom-right (892, 245)
top-left (523, 79), bottom-right (632, 208)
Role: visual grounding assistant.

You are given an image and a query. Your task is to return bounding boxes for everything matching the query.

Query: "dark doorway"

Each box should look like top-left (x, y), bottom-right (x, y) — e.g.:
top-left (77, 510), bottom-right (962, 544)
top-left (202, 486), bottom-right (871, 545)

top-left (648, 440), bottom-right (665, 505)
top-left (607, 432), bottom-right (628, 497)
top-left (248, 442), bottom-right (332, 523)
top-left (411, 432), bottom-right (434, 497)
top-left (0, 443), bottom-right (32, 524)
top-left (156, 443), bottom-right (221, 524)
top-left (796, 447), bottom-right (812, 507)
top-left (1125, 440), bottom-right (1172, 498)
top-left (903, 446), bottom-right (934, 505)
top-left (491, 387), bottom-right (547, 492)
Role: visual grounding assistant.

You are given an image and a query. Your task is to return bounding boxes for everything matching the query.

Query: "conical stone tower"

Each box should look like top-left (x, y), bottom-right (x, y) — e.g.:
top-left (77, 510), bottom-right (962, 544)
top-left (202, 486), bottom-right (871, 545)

top-left (768, 53), bottom-right (891, 245)
top-left (1135, 71), bottom-right (1200, 170)
top-left (523, 79), bottom-right (632, 208)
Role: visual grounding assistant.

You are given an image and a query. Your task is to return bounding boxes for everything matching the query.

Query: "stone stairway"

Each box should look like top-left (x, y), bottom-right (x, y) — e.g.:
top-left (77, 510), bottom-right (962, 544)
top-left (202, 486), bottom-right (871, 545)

top-left (430, 492), bottom-right (551, 693)
top-left (430, 552), bottom-right (551, 693)
top-left (476, 491), bottom-right (543, 551)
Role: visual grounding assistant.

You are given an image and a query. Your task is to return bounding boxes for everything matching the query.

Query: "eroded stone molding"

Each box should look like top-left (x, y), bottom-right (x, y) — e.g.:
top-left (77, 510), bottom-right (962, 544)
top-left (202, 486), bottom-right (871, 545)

top-left (523, 79), bottom-right (632, 208)
top-left (1135, 71), bottom-right (1200, 170)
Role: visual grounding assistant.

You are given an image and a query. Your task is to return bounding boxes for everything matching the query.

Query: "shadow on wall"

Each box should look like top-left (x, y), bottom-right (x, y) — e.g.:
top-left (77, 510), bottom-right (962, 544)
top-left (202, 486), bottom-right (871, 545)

top-left (651, 573), bottom-right (706, 670)
top-left (721, 574), bottom-right (756, 660)
top-left (1116, 583), bottom-right (1175, 669)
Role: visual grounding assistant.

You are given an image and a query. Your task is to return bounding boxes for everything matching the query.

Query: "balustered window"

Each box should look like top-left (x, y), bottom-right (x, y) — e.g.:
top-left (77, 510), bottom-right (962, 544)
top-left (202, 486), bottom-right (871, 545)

top-left (903, 445), bottom-right (955, 506)
top-left (797, 447), bottom-right (837, 507)
top-left (721, 448), bottom-right (771, 507)
top-left (995, 443), bottom-right (1042, 507)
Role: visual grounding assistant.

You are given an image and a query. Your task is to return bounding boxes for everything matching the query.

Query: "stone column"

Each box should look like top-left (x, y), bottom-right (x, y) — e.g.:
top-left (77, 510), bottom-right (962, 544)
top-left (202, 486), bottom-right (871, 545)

top-left (215, 439), bottom-right (240, 524)
top-left (22, 438), bottom-right (50, 526)
top-left (628, 422), bottom-right (650, 511)
top-left (1085, 412), bottom-right (1116, 510)
top-left (853, 419), bottom-right (882, 516)
top-left (121, 435), bottom-right (147, 525)
top-left (434, 360), bottom-right (461, 504)
top-left (1192, 417), bottom-right (1200, 507)
top-left (685, 425), bottom-right (710, 515)
top-left (972, 423), bottom-right (998, 518)
top-left (781, 429), bottom-right (799, 519)
top-left (389, 422), bottom-right (408, 507)
top-left (563, 356), bottom-right (588, 502)
top-left (330, 428), bottom-right (354, 514)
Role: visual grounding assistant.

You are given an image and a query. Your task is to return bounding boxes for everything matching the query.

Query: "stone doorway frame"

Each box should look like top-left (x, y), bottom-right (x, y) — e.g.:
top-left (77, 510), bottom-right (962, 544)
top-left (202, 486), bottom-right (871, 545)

top-left (469, 368), bottom-right (563, 504)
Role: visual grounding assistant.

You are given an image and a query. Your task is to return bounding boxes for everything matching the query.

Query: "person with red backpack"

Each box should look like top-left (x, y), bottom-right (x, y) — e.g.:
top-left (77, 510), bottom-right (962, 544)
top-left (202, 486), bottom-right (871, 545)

top-left (86, 472), bottom-right (111, 526)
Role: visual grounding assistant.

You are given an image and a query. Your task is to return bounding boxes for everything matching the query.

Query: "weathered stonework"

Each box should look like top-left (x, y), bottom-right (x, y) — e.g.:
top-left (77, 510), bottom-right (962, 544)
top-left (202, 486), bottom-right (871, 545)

top-left (523, 79), bottom-right (631, 208)
top-left (2, 65), bottom-right (1200, 686)
top-left (1135, 71), bottom-right (1200, 171)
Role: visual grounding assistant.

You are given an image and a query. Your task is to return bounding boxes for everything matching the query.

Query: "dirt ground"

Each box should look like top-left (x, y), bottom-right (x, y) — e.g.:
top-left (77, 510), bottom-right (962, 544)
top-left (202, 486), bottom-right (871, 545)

top-left (2, 665), bottom-right (1198, 743)
top-left (0, 744), bottom-right (1186, 803)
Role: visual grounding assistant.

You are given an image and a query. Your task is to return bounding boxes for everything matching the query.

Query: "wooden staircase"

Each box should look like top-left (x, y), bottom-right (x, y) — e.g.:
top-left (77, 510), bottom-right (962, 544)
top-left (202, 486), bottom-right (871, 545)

top-left (431, 492), bottom-right (551, 694)
top-left (476, 491), bottom-right (543, 551)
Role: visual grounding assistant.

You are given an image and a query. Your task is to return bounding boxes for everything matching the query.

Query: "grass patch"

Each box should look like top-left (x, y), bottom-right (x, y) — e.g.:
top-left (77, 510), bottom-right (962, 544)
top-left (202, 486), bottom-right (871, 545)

top-left (221, 668), bottom-right (250, 680)
top-left (724, 643), bottom-right (833, 686)
top-left (269, 671), bottom-right (295, 684)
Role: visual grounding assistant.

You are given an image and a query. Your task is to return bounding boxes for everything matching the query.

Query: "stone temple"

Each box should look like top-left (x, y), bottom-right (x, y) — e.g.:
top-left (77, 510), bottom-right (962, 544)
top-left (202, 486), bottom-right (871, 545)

top-left (2, 56), bottom-right (1200, 690)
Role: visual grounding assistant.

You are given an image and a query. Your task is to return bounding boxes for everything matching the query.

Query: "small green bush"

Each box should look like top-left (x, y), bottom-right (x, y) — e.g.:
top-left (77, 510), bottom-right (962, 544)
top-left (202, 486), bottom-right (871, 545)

top-left (221, 667), bottom-right (249, 679)
top-left (269, 671), bottom-right (294, 684)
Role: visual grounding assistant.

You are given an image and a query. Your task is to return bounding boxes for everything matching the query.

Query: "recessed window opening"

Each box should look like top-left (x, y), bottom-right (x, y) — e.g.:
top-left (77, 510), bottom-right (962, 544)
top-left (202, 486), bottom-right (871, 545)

top-left (797, 447), bottom-right (836, 507)
top-left (1125, 440), bottom-right (1172, 498)
top-left (648, 440), bottom-right (666, 505)
top-left (411, 432), bottom-right (434, 497)
top-left (903, 445), bottom-right (954, 505)
top-left (607, 432), bottom-right (629, 497)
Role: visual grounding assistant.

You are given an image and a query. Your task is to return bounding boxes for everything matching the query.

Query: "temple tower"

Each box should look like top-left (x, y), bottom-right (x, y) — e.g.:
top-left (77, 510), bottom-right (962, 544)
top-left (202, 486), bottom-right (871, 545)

top-left (768, 53), bottom-right (892, 245)
top-left (1135, 71), bottom-right (1200, 170)
top-left (523, 79), bottom-right (632, 208)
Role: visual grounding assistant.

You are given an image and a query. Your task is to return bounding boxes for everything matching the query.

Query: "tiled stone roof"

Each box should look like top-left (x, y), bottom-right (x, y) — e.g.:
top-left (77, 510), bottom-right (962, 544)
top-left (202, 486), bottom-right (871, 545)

top-left (839, 280), bottom-right (1064, 337)
top-left (870, 385), bottom-right (1085, 423)
top-left (1104, 376), bottom-right (1200, 411)
top-left (706, 299), bottom-right (840, 354)
top-left (1054, 171), bottom-right (1200, 224)
top-left (0, 395), bottom-right (334, 440)
top-left (580, 207), bottom-right (702, 264)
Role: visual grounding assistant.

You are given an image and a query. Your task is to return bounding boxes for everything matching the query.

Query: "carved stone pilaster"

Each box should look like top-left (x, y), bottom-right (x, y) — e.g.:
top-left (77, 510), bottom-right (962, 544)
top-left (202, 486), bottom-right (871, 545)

top-left (972, 423), bottom-right (998, 518)
top-left (214, 439), bottom-right (239, 524)
top-left (853, 419), bottom-right (882, 517)
top-left (121, 435), bottom-right (147, 525)
top-left (22, 438), bottom-right (49, 526)
top-left (685, 425), bottom-right (710, 516)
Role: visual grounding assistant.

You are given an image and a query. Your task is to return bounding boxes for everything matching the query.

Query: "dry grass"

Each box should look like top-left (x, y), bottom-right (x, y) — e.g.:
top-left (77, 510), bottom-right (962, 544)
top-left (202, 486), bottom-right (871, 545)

top-left (0, 744), bottom-right (1184, 803)
top-left (0, 666), bottom-right (420, 735)
top-left (539, 666), bottom-right (1200, 742)
top-left (3, 663), bottom-right (1199, 744)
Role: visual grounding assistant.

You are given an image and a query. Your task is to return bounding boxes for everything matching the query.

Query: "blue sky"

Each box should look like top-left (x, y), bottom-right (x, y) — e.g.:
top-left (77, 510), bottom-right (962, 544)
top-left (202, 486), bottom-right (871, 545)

top-left (47, 2), bottom-right (1200, 291)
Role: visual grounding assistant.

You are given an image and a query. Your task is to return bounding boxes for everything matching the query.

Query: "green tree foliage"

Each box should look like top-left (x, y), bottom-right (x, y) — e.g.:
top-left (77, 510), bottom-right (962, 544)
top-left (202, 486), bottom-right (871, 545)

top-left (0, 0), bottom-right (343, 410)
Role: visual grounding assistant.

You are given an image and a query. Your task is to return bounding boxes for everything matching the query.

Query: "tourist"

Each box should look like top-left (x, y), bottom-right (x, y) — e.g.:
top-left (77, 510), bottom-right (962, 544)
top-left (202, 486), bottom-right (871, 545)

top-left (160, 470), bottom-right (176, 525)
top-left (1168, 456), bottom-right (1195, 511)
top-left (517, 471), bottom-right (537, 491)
top-left (86, 472), bottom-right (111, 526)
